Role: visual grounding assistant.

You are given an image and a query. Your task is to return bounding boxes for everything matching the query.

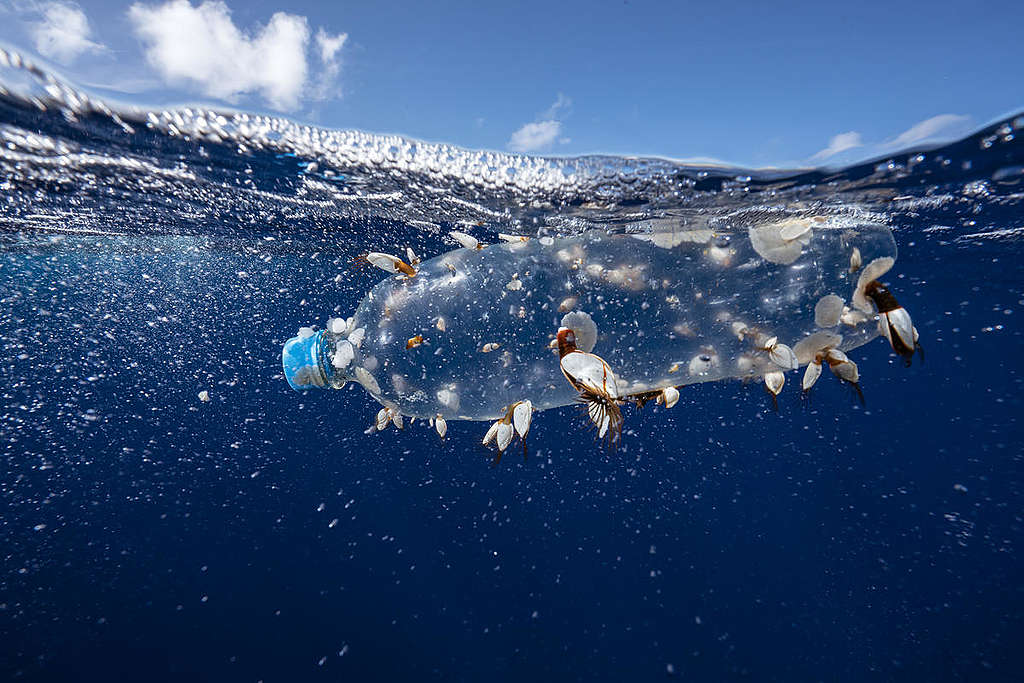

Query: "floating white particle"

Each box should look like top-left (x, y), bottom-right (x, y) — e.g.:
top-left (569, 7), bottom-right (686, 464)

top-left (198, 390), bottom-right (210, 402)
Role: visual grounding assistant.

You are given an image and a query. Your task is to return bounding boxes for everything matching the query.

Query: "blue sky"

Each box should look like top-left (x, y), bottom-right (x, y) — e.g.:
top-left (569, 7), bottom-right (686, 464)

top-left (0, 0), bottom-right (1021, 167)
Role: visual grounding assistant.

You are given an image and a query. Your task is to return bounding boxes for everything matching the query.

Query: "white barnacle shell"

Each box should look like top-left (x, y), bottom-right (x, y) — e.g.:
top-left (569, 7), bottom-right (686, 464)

top-left (660, 386), bottom-right (680, 409)
top-left (332, 340), bottom-right (355, 369)
top-left (496, 422), bottom-right (514, 451)
top-left (748, 218), bottom-right (813, 265)
top-left (328, 317), bottom-right (347, 334)
top-left (391, 411), bottom-right (404, 430)
top-left (802, 361), bottom-right (822, 391)
top-left (354, 366), bottom-right (381, 395)
top-left (449, 231), bottom-right (479, 249)
top-left (769, 343), bottom-right (798, 371)
top-left (558, 296), bottom-right (578, 312)
top-left (793, 331), bottom-right (843, 365)
top-left (852, 257), bottom-right (894, 313)
top-left (706, 245), bottom-right (734, 267)
top-left (348, 327), bottom-right (366, 348)
top-left (881, 307), bottom-right (916, 349)
top-left (435, 416), bottom-right (447, 439)
top-left (833, 360), bottom-right (859, 383)
top-left (825, 348), bottom-right (850, 364)
top-left (482, 420), bottom-right (500, 446)
top-left (297, 326), bottom-right (315, 339)
top-left (779, 219), bottom-right (813, 241)
top-left (735, 354), bottom-right (755, 374)
top-left (560, 351), bottom-right (619, 398)
top-left (630, 229), bottom-right (713, 248)
top-left (814, 294), bottom-right (845, 328)
top-left (560, 310), bottom-right (598, 353)
top-left (366, 252), bottom-right (404, 274)
top-left (505, 276), bottom-right (523, 291)
top-left (840, 306), bottom-right (869, 327)
top-left (375, 407), bottom-right (392, 431)
top-left (764, 371), bottom-right (785, 396)
top-left (827, 351), bottom-right (860, 383)
top-left (849, 247), bottom-right (862, 273)
top-left (688, 349), bottom-right (719, 376)
top-left (436, 388), bottom-right (460, 412)
top-left (513, 401), bottom-right (533, 439)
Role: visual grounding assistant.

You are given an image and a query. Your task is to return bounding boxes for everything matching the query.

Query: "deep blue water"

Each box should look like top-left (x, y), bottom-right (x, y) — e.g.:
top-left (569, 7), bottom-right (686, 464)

top-left (2, 50), bottom-right (1023, 681)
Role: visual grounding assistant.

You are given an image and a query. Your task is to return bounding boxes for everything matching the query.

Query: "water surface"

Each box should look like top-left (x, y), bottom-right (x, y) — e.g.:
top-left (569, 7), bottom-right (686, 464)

top-left (2, 48), bottom-right (1022, 681)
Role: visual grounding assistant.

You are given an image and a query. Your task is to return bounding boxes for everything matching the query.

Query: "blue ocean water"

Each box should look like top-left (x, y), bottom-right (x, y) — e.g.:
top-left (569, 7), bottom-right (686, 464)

top-left (1, 49), bottom-right (1023, 681)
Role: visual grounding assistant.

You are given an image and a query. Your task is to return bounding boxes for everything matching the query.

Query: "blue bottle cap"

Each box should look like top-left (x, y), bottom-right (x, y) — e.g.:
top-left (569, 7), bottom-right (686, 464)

top-left (282, 330), bottom-right (329, 391)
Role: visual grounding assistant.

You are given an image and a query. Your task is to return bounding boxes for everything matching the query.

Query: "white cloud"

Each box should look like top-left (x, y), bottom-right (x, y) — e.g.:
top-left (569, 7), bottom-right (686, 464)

top-left (29, 2), bottom-right (105, 64)
top-left (315, 27), bottom-right (346, 63)
top-left (887, 113), bottom-right (971, 148)
top-left (127, 0), bottom-right (346, 111)
top-left (810, 131), bottom-right (863, 162)
top-left (541, 92), bottom-right (572, 120)
top-left (809, 113), bottom-right (973, 166)
top-left (508, 120), bottom-right (562, 152)
top-left (508, 94), bottom-right (572, 153)
top-left (311, 27), bottom-right (346, 101)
